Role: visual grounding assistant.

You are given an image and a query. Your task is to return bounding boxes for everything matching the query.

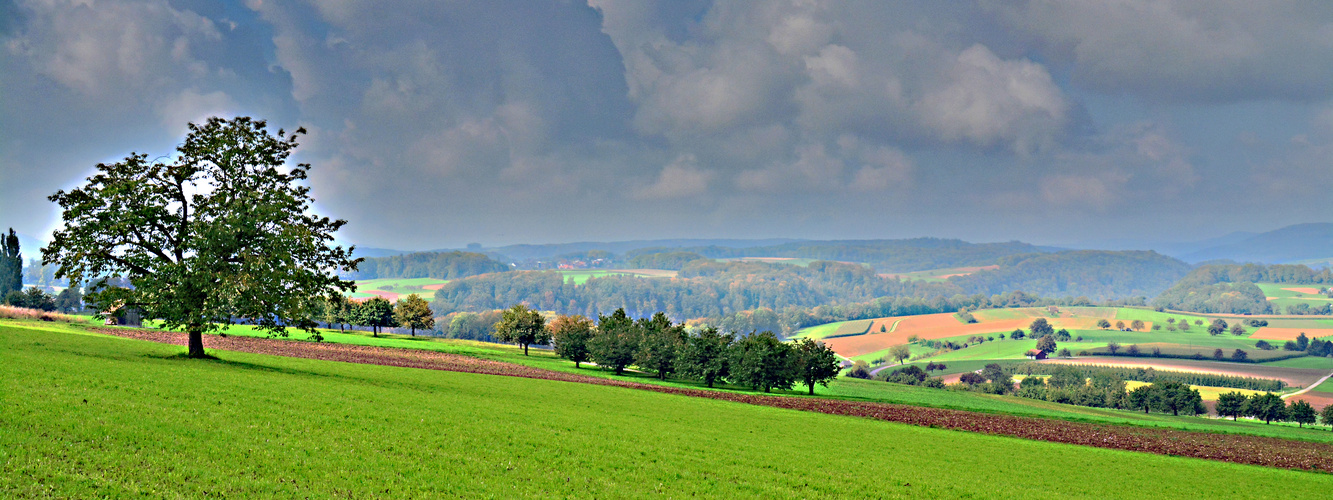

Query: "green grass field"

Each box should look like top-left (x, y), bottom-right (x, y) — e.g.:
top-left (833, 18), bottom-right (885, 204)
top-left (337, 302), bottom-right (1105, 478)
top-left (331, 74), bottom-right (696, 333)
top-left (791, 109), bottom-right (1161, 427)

top-left (6, 323), bottom-right (1333, 497)
top-left (1257, 283), bottom-right (1333, 312)
top-left (350, 277), bottom-right (451, 299)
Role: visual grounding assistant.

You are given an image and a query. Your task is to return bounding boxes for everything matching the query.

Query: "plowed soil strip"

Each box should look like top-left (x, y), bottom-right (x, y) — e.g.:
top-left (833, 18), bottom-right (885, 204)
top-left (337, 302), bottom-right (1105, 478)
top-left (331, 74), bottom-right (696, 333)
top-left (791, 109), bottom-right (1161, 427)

top-left (97, 328), bottom-right (1333, 473)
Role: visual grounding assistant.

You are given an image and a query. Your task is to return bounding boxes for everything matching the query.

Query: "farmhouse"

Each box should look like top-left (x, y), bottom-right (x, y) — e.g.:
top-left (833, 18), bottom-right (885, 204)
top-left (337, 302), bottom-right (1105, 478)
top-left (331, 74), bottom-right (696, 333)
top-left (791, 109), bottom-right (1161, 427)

top-left (1025, 349), bottom-right (1047, 360)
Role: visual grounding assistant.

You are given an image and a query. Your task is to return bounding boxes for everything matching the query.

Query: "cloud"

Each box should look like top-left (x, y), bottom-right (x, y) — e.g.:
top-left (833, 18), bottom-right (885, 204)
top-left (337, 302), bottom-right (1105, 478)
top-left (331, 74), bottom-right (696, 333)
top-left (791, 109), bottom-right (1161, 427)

top-left (994, 1), bottom-right (1333, 103)
top-left (634, 154), bottom-right (713, 200)
top-left (917, 45), bottom-right (1068, 153)
top-left (155, 89), bottom-right (237, 131)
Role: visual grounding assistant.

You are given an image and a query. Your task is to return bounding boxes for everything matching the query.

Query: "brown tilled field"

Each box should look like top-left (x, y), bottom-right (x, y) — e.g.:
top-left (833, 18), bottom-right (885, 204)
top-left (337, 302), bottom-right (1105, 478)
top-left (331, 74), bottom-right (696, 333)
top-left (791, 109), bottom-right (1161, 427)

top-left (93, 327), bottom-right (1333, 472)
top-left (1039, 357), bottom-right (1329, 388)
top-left (1251, 327), bottom-right (1333, 341)
top-left (1283, 287), bottom-right (1324, 295)
top-left (824, 314), bottom-right (1030, 357)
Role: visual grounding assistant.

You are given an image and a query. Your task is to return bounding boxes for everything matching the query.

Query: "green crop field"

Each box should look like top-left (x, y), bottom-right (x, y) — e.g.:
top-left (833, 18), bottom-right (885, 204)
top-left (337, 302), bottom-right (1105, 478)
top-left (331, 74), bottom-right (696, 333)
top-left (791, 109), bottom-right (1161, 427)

top-left (12, 325), bottom-right (1333, 497)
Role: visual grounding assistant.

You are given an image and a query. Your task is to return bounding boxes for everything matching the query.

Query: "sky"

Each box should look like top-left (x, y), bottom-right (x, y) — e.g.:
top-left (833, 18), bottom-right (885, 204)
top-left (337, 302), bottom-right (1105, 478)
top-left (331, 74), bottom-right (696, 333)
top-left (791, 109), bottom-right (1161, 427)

top-left (2, 1), bottom-right (1331, 251)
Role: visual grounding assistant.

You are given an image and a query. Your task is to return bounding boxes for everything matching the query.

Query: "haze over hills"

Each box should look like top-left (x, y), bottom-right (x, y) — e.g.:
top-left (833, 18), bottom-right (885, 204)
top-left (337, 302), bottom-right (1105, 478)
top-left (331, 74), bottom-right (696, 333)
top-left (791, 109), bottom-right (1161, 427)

top-left (1181, 223), bottom-right (1333, 265)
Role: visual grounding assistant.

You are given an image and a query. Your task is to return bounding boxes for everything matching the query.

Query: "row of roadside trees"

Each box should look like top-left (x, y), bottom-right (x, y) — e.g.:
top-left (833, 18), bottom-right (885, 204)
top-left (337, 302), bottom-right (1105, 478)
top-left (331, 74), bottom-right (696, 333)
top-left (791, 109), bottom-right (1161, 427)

top-left (492, 305), bottom-right (842, 394)
top-left (321, 295), bottom-right (435, 337)
top-left (1215, 392), bottom-right (1332, 427)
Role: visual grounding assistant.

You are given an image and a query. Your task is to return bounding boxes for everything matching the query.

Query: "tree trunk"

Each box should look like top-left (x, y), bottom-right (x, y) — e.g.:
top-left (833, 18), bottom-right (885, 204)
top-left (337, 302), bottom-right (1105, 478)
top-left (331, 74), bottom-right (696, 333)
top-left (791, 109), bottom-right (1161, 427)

top-left (187, 329), bottom-right (206, 358)
top-left (523, 343), bottom-right (529, 356)
top-left (411, 327), bottom-right (416, 336)
top-left (574, 361), bottom-right (580, 368)
top-left (808, 380), bottom-right (815, 395)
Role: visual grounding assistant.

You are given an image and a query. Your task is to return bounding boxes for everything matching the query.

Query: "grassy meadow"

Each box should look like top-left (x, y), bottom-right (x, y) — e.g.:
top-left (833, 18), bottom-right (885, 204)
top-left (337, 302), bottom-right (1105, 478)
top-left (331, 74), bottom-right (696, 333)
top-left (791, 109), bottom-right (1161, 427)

top-left (6, 322), bottom-right (1333, 497)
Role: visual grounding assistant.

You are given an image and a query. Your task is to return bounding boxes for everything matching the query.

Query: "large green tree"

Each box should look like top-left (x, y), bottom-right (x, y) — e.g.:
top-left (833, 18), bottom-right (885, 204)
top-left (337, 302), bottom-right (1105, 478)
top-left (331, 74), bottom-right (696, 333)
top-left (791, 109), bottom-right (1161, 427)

top-left (43, 117), bottom-right (358, 357)
top-left (794, 338), bottom-right (840, 395)
top-left (394, 294), bottom-right (435, 336)
top-left (356, 297), bottom-right (397, 336)
top-left (1028, 318), bottom-right (1054, 338)
top-left (1245, 393), bottom-right (1288, 424)
top-left (1288, 399), bottom-right (1317, 428)
top-left (730, 331), bottom-right (797, 393)
top-left (591, 308), bottom-right (640, 374)
top-left (549, 314), bottom-right (594, 368)
top-left (493, 304), bottom-right (549, 355)
top-left (677, 326), bottom-right (733, 388)
top-left (636, 312), bottom-right (685, 379)
top-left (1215, 391), bottom-right (1247, 421)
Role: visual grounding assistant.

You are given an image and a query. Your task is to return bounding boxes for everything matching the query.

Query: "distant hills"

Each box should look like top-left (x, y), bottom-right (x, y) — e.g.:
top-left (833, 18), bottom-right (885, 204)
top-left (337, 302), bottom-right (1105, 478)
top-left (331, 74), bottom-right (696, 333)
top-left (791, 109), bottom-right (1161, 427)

top-left (1180, 223), bottom-right (1332, 265)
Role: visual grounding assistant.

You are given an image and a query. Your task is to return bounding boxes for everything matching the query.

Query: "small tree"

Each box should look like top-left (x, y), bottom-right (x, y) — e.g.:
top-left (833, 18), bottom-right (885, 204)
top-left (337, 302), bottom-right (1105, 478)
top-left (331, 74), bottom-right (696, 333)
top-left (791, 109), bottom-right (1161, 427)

top-left (794, 338), bottom-right (841, 395)
top-left (1254, 340), bottom-right (1273, 350)
top-left (1106, 342), bottom-right (1121, 355)
top-left (1297, 332), bottom-right (1310, 351)
top-left (1178, 320), bottom-right (1191, 331)
top-left (1213, 348), bottom-right (1225, 360)
top-left (324, 295), bottom-right (354, 332)
top-left (1320, 403), bottom-right (1333, 430)
top-left (1126, 344), bottom-right (1140, 356)
top-left (1057, 347), bottom-right (1071, 357)
top-left (1154, 381), bottom-right (1200, 416)
top-left (1289, 399), bottom-right (1317, 428)
top-left (1096, 319), bottom-right (1111, 329)
top-left (1130, 319), bottom-right (1145, 331)
top-left (1035, 334), bottom-right (1057, 354)
top-left (678, 326), bottom-right (733, 387)
top-left (1231, 349), bottom-right (1248, 361)
top-left (493, 304), bottom-right (549, 356)
top-left (1229, 323), bottom-right (1246, 336)
top-left (393, 294), bottom-right (435, 336)
top-left (1115, 321), bottom-right (1126, 330)
top-left (1208, 319), bottom-right (1228, 336)
top-left (889, 344), bottom-right (912, 364)
top-left (1011, 328), bottom-right (1025, 340)
top-left (549, 314), bottom-right (594, 368)
top-left (1215, 391), bottom-right (1247, 420)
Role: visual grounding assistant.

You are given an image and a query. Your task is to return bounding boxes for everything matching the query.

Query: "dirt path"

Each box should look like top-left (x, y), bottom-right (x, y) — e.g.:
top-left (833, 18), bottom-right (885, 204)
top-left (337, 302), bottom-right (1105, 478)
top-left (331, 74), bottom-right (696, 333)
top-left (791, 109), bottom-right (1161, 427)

top-left (1285, 369), bottom-right (1333, 399)
top-left (95, 327), bottom-right (1333, 473)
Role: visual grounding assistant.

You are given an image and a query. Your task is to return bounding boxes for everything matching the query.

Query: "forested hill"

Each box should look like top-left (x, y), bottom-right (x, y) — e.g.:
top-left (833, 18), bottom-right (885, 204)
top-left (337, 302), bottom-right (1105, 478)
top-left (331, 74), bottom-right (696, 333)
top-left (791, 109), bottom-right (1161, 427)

top-left (1150, 263), bottom-right (1333, 315)
top-left (629, 238), bottom-right (1049, 272)
top-left (429, 251), bottom-right (1187, 322)
top-left (347, 251), bottom-right (510, 280)
top-left (952, 251), bottom-right (1192, 301)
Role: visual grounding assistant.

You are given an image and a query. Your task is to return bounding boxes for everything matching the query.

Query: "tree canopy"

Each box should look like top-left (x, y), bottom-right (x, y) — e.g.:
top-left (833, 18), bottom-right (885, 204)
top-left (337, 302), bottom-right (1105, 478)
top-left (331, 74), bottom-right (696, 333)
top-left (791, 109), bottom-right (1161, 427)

top-left (42, 117), bottom-right (359, 357)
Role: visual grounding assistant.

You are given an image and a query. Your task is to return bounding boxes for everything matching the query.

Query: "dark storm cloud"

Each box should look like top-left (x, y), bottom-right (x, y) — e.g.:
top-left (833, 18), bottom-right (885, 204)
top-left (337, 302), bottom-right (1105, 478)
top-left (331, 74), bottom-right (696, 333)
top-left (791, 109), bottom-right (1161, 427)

top-left (2, 1), bottom-right (1331, 249)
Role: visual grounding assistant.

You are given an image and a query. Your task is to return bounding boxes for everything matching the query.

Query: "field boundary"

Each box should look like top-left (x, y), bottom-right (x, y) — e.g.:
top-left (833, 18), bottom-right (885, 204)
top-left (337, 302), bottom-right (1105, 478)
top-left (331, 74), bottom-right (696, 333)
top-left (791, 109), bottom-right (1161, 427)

top-left (86, 326), bottom-right (1333, 473)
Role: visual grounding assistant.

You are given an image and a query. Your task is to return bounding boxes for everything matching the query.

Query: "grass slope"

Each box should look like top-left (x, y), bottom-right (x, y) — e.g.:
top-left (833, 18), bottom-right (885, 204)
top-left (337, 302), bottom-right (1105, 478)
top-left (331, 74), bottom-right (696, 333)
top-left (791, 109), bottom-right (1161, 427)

top-left (5, 324), bottom-right (1333, 497)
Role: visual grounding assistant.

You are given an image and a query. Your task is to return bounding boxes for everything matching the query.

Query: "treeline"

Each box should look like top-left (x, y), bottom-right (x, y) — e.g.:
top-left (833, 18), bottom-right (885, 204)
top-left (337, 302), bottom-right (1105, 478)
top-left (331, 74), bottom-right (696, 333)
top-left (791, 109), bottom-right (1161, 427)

top-left (626, 251), bottom-right (707, 270)
top-left (628, 238), bottom-right (1045, 272)
top-left (874, 361), bottom-right (1205, 415)
top-left (347, 251), bottom-right (510, 280)
top-left (431, 260), bottom-right (954, 321)
top-left (499, 306), bottom-right (841, 394)
top-left (958, 250), bottom-right (1191, 300)
top-left (430, 255), bottom-right (1176, 332)
top-left (1180, 263), bottom-right (1333, 286)
top-left (1011, 363), bottom-right (1285, 391)
top-left (1216, 392), bottom-right (1328, 426)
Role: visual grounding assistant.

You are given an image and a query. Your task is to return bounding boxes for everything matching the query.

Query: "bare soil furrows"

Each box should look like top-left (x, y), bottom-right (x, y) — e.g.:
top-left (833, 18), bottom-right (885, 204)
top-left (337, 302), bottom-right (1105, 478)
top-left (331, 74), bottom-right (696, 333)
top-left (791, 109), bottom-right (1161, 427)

top-left (97, 328), bottom-right (1333, 472)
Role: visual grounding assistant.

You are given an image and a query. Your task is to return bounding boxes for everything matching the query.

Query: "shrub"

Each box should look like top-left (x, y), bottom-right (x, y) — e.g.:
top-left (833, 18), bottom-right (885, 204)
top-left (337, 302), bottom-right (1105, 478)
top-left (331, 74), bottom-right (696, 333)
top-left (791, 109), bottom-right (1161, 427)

top-left (958, 372), bottom-right (986, 385)
top-left (846, 360), bottom-right (872, 379)
top-left (1255, 340), bottom-right (1273, 350)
